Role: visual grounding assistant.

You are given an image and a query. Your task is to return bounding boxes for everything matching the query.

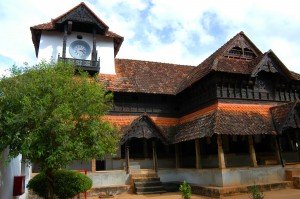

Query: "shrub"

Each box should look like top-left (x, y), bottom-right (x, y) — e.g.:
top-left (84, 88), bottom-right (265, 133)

top-left (179, 180), bottom-right (191, 199)
top-left (27, 170), bottom-right (92, 199)
top-left (54, 170), bottom-right (92, 199)
top-left (27, 172), bottom-right (48, 198)
top-left (248, 185), bottom-right (264, 199)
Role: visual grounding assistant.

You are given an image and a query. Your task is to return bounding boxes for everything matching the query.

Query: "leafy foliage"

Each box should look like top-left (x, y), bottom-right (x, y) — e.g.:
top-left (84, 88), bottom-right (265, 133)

top-left (0, 62), bottom-right (118, 168)
top-left (179, 180), bottom-right (191, 199)
top-left (27, 170), bottom-right (92, 199)
top-left (248, 185), bottom-right (264, 199)
top-left (0, 62), bottom-right (119, 198)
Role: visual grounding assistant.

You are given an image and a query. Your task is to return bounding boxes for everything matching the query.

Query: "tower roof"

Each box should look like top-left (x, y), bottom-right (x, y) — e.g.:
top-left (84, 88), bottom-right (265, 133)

top-left (30, 2), bottom-right (123, 57)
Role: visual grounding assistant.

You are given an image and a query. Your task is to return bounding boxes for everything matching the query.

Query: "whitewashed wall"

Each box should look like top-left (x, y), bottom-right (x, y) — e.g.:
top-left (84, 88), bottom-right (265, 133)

top-left (0, 148), bottom-right (31, 199)
top-left (38, 31), bottom-right (116, 74)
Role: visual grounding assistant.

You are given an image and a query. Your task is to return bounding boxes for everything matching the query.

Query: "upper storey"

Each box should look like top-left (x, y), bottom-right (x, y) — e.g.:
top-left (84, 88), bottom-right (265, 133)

top-left (30, 2), bottom-right (123, 75)
top-left (100, 31), bottom-right (300, 97)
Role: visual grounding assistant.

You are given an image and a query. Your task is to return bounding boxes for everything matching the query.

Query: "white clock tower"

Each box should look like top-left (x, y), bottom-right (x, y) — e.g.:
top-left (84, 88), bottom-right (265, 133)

top-left (30, 2), bottom-right (123, 75)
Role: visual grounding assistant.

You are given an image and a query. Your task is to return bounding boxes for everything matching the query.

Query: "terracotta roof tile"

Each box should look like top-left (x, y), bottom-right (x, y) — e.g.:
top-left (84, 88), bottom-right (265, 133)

top-left (104, 102), bottom-right (280, 144)
top-left (176, 32), bottom-right (263, 93)
top-left (99, 59), bottom-right (194, 94)
top-left (173, 103), bottom-right (278, 143)
top-left (270, 101), bottom-right (300, 133)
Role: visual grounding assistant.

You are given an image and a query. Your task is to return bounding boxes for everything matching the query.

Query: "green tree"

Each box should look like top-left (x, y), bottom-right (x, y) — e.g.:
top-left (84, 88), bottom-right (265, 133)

top-left (0, 62), bottom-right (119, 199)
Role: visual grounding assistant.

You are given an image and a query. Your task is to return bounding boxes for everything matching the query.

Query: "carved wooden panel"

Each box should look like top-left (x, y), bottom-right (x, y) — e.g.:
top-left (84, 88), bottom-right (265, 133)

top-left (120, 116), bottom-right (167, 145)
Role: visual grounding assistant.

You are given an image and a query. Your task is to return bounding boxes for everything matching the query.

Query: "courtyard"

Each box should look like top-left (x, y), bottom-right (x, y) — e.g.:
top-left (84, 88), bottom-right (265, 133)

top-left (86, 188), bottom-right (300, 199)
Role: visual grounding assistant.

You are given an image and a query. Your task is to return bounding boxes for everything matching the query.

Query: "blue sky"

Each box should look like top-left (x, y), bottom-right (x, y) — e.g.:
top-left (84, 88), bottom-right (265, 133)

top-left (1, 0), bottom-right (300, 76)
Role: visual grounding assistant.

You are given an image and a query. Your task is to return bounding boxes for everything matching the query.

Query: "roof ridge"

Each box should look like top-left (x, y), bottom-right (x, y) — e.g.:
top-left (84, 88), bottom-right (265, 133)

top-left (175, 31), bottom-right (263, 94)
top-left (115, 58), bottom-right (195, 67)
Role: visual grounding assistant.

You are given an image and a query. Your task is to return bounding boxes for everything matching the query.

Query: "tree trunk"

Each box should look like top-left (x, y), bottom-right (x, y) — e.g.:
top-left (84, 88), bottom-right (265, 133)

top-left (45, 169), bottom-right (55, 199)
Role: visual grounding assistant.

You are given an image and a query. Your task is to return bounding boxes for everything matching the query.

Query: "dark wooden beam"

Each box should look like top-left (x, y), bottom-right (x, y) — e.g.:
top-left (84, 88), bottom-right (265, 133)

top-left (67, 21), bottom-right (72, 34)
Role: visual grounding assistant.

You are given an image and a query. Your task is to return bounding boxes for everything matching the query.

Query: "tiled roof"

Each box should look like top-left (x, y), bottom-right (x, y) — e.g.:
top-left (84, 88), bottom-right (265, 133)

top-left (250, 50), bottom-right (297, 80)
top-left (270, 101), bottom-right (300, 134)
top-left (99, 59), bottom-right (194, 94)
top-left (119, 114), bottom-right (168, 144)
top-left (173, 103), bottom-right (276, 143)
top-left (176, 32), bottom-right (263, 93)
top-left (104, 102), bottom-right (281, 144)
top-left (30, 2), bottom-right (123, 57)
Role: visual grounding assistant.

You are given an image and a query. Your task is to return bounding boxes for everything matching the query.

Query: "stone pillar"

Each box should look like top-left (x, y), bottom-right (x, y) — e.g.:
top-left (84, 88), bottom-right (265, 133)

top-left (217, 134), bottom-right (226, 169)
top-left (248, 135), bottom-right (258, 167)
top-left (195, 139), bottom-right (202, 169)
top-left (92, 159), bottom-right (96, 172)
top-left (175, 143), bottom-right (180, 168)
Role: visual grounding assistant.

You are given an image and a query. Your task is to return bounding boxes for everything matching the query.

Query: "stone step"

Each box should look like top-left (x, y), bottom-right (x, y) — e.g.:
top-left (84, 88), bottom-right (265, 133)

top-left (131, 173), bottom-right (158, 178)
top-left (133, 177), bottom-right (161, 183)
top-left (135, 181), bottom-right (162, 187)
top-left (136, 190), bottom-right (166, 195)
top-left (130, 169), bottom-right (156, 175)
top-left (131, 172), bottom-right (165, 195)
top-left (135, 185), bottom-right (166, 195)
top-left (286, 168), bottom-right (300, 180)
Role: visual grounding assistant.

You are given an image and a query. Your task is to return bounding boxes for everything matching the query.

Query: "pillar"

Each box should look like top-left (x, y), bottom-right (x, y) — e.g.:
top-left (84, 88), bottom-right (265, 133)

top-left (152, 140), bottom-right (158, 172)
top-left (217, 134), bottom-right (226, 169)
top-left (248, 135), bottom-right (257, 167)
top-left (195, 139), bottom-right (202, 169)
top-left (92, 28), bottom-right (97, 62)
top-left (126, 144), bottom-right (130, 174)
top-left (275, 136), bottom-right (284, 166)
top-left (144, 139), bottom-right (148, 158)
top-left (92, 159), bottom-right (96, 172)
top-left (62, 23), bottom-right (68, 58)
top-left (175, 143), bottom-right (180, 168)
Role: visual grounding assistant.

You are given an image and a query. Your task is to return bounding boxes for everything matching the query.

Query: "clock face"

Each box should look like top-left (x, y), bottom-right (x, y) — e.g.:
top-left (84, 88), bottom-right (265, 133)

top-left (69, 40), bottom-right (91, 59)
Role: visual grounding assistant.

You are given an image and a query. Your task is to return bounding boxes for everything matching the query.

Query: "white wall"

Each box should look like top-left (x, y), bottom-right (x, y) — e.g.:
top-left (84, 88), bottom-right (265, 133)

top-left (0, 148), bottom-right (31, 199)
top-left (38, 31), bottom-right (116, 74)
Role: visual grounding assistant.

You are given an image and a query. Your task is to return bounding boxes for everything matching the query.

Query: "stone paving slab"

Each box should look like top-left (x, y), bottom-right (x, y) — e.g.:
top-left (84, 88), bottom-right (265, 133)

top-left (86, 188), bottom-right (300, 199)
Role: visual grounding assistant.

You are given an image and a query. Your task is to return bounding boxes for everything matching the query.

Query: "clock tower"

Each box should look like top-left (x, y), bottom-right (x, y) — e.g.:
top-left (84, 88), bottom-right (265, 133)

top-left (30, 2), bottom-right (123, 75)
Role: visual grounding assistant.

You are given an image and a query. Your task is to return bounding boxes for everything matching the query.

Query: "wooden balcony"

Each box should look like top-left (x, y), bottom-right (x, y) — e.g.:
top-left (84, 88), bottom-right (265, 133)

top-left (58, 56), bottom-right (100, 74)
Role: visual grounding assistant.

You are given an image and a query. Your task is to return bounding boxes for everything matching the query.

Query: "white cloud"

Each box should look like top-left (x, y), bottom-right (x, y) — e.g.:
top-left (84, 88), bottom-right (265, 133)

top-left (0, 0), bottom-right (300, 74)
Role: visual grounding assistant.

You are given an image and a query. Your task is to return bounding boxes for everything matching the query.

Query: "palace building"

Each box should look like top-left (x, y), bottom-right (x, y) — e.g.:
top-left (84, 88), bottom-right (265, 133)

top-left (30, 2), bottom-right (300, 197)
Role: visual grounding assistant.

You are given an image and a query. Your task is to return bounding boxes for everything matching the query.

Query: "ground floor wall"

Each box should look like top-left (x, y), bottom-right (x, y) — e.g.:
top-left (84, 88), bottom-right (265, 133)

top-left (0, 148), bottom-right (31, 199)
top-left (86, 165), bottom-right (285, 188)
top-left (158, 166), bottom-right (285, 187)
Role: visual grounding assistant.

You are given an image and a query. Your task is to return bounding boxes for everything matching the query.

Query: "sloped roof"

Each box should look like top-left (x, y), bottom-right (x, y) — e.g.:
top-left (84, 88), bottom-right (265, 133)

top-left (250, 50), bottom-right (297, 80)
top-left (99, 59), bottom-right (194, 94)
top-left (30, 2), bottom-right (123, 57)
top-left (176, 31), bottom-right (263, 93)
top-left (120, 114), bottom-right (168, 144)
top-left (104, 102), bottom-right (278, 144)
top-left (270, 101), bottom-right (300, 134)
top-left (173, 103), bottom-right (276, 143)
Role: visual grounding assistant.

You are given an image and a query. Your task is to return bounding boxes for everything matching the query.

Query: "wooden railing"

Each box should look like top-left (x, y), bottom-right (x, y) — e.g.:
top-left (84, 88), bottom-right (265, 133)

top-left (58, 55), bottom-right (100, 73)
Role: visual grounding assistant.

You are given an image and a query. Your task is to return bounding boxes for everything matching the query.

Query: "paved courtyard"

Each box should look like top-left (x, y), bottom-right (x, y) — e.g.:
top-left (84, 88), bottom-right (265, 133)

top-left (87, 188), bottom-right (300, 199)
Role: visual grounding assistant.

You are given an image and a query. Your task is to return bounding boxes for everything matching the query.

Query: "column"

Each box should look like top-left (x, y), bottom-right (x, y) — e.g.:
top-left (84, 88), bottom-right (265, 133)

top-left (195, 139), bottom-right (202, 169)
top-left (248, 135), bottom-right (258, 167)
top-left (144, 139), bottom-right (148, 158)
top-left (217, 134), bottom-right (226, 169)
top-left (126, 144), bottom-right (130, 174)
top-left (62, 23), bottom-right (68, 58)
top-left (91, 159), bottom-right (96, 172)
top-left (152, 140), bottom-right (158, 172)
top-left (175, 143), bottom-right (180, 168)
top-left (92, 28), bottom-right (97, 62)
top-left (275, 136), bottom-right (284, 165)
